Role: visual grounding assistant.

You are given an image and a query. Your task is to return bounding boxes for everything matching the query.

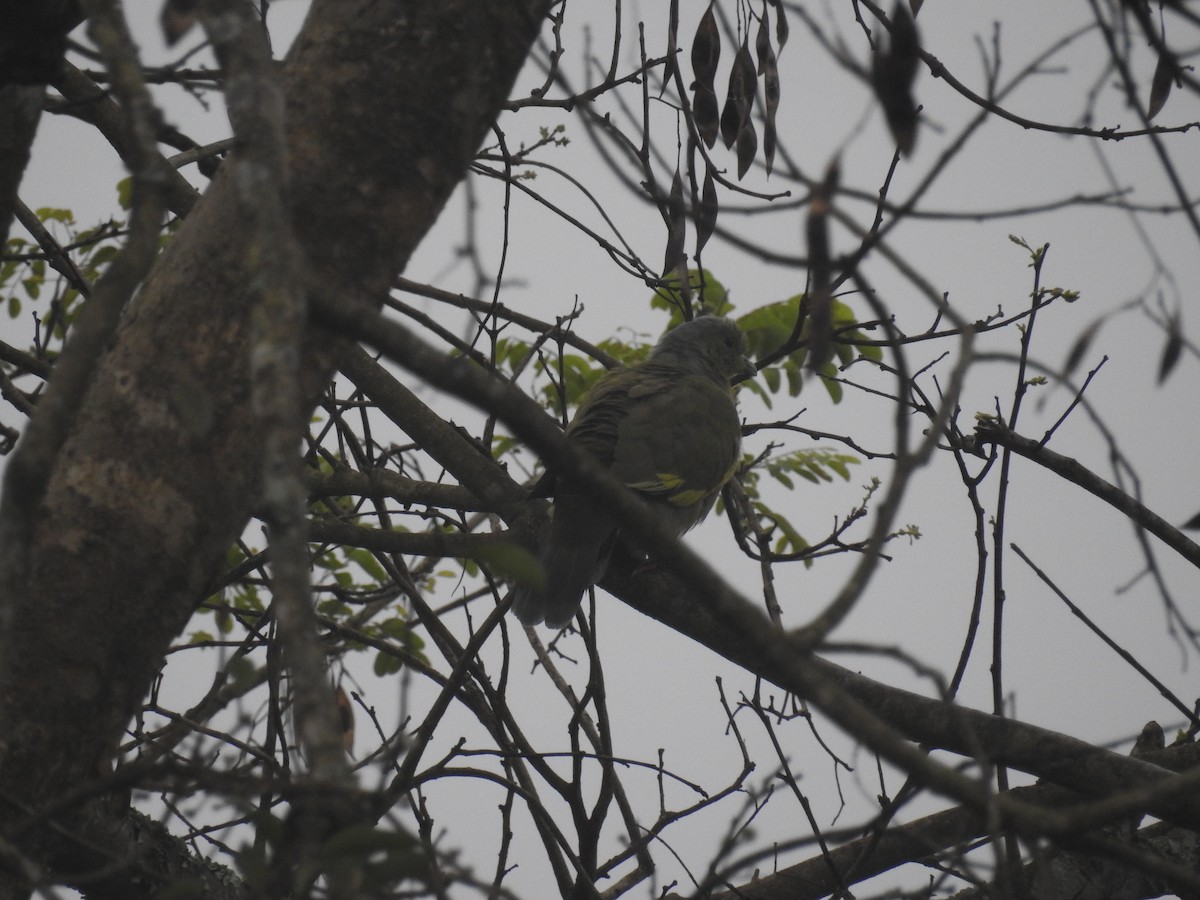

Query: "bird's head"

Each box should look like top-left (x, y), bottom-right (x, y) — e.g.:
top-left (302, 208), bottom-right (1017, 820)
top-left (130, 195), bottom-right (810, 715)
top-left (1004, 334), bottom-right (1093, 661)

top-left (651, 316), bottom-right (757, 384)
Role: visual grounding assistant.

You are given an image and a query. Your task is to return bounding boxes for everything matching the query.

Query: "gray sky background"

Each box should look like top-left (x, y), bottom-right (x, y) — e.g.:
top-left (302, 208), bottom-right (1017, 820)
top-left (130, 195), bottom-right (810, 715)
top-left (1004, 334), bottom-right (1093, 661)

top-left (9, 1), bottom-right (1200, 895)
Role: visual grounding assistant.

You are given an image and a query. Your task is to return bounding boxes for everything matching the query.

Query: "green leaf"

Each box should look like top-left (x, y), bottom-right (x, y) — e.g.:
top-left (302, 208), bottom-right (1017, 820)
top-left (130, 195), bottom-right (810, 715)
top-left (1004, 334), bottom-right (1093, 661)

top-left (494, 336), bottom-right (532, 375)
top-left (758, 447), bottom-right (859, 492)
top-left (374, 650), bottom-right (403, 676)
top-left (227, 656), bottom-right (259, 692)
top-left (737, 294), bottom-right (876, 403)
top-left (649, 268), bottom-right (731, 320)
top-left (236, 584), bottom-right (263, 612)
top-left (322, 825), bottom-right (417, 859)
top-left (491, 433), bottom-right (518, 458)
top-left (379, 617), bottom-right (409, 639)
top-left (769, 511), bottom-right (809, 556)
top-left (35, 207), bottom-right (74, 224)
top-left (403, 629), bottom-right (426, 659)
top-left (828, 457), bottom-right (851, 479)
top-left (595, 336), bottom-right (650, 367)
top-left (378, 616), bottom-right (428, 667)
top-left (346, 547), bottom-right (387, 584)
top-left (819, 369), bottom-right (843, 403)
top-left (741, 378), bottom-right (774, 409)
top-left (313, 550), bottom-right (343, 571)
top-left (117, 177), bottom-right (133, 211)
top-left (753, 501), bottom-right (811, 561)
top-left (321, 825), bottom-right (428, 887)
top-left (88, 244), bottom-right (119, 269)
top-left (470, 542), bottom-right (544, 590)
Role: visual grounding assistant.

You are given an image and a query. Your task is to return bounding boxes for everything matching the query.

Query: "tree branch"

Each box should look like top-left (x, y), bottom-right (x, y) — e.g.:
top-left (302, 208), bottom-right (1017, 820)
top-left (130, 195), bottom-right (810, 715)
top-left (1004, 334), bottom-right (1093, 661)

top-left (972, 420), bottom-right (1200, 571)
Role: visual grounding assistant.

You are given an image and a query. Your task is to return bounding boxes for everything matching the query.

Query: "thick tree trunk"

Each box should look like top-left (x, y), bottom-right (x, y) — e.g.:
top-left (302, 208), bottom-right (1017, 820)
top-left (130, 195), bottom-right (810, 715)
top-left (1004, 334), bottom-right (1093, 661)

top-left (0, 0), bottom-right (549, 892)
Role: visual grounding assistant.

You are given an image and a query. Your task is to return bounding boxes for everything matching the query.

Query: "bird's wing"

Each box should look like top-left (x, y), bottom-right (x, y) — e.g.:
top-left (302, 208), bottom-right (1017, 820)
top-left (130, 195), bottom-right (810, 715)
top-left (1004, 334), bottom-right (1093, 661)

top-left (606, 367), bottom-right (742, 513)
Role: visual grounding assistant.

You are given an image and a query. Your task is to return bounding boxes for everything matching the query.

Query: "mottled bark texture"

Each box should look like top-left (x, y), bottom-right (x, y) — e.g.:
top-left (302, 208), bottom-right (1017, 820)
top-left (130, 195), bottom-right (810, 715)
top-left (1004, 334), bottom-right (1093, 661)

top-left (0, 0), bottom-right (550, 892)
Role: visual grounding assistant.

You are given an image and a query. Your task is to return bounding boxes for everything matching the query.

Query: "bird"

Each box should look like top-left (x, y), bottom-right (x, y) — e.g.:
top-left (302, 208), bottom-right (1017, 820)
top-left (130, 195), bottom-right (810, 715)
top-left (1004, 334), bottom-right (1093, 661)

top-left (512, 316), bottom-right (756, 629)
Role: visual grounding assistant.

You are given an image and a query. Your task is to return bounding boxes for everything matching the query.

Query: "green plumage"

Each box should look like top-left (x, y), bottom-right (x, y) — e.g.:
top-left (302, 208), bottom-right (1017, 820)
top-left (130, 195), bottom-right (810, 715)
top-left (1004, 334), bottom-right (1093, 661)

top-left (512, 317), bottom-right (755, 629)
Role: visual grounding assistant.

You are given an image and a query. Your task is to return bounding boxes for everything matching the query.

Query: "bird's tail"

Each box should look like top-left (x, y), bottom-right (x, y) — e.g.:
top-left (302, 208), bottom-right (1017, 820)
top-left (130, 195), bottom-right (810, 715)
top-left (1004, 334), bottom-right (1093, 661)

top-left (511, 505), bottom-right (614, 629)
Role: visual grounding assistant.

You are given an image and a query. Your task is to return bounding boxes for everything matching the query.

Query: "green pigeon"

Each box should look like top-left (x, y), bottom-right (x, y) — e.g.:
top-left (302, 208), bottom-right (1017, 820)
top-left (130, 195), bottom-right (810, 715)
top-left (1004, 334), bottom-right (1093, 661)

top-left (512, 316), bottom-right (756, 629)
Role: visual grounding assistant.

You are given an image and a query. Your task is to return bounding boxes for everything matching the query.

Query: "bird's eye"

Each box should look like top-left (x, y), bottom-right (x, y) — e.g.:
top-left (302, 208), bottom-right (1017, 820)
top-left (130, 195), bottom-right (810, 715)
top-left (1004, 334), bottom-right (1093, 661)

top-left (723, 334), bottom-right (734, 348)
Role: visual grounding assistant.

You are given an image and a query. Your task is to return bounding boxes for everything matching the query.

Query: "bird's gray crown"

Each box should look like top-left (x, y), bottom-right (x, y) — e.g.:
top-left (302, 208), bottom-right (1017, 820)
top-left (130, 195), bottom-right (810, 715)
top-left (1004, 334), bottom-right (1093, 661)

top-left (650, 316), bottom-right (756, 382)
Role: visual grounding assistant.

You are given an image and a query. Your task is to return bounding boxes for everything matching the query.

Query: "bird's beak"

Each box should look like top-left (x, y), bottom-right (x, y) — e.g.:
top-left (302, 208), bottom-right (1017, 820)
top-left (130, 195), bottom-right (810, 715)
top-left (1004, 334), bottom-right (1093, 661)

top-left (739, 356), bottom-right (757, 381)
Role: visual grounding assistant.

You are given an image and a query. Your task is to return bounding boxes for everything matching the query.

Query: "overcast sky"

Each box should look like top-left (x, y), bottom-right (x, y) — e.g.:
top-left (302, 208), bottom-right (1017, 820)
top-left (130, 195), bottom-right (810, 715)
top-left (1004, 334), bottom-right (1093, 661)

top-left (10, 1), bottom-right (1200, 895)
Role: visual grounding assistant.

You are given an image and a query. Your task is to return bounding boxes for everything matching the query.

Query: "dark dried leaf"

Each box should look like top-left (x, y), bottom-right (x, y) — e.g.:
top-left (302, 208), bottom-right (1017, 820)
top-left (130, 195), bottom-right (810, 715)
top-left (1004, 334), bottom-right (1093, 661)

top-left (691, 3), bottom-right (722, 148)
top-left (1157, 314), bottom-right (1183, 384)
top-left (1148, 49), bottom-right (1176, 120)
top-left (889, 1), bottom-right (921, 84)
top-left (756, 6), bottom-right (772, 70)
top-left (805, 214), bottom-right (830, 291)
top-left (160, 0), bottom-right (198, 46)
top-left (720, 89), bottom-right (741, 150)
top-left (1063, 319), bottom-right (1102, 379)
top-left (762, 114), bottom-right (778, 177)
top-left (335, 685), bottom-right (355, 757)
top-left (663, 54), bottom-right (679, 88)
top-left (696, 165), bottom-right (719, 254)
top-left (735, 36), bottom-right (758, 116)
top-left (1182, 510), bottom-right (1200, 531)
top-left (819, 156), bottom-right (841, 200)
top-left (872, 57), bottom-right (916, 153)
top-left (692, 2), bottom-right (721, 91)
top-left (804, 159), bottom-right (839, 325)
top-left (870, 3), bottom-right (921, 155)
top-left (806, 289), bottom-right (834, 372)
top-left (694, 85), bottom-right (720, 148)
top-left (721, 37), bottom-right (757, 150)
top-left (662, 168), bottom-right (687, 278)
top-left (757, 11), bottom-right (781, 175)
top-left (881, 88), bottom-right (919, 155)
top-left (806, 164), bottom-right (836, 292)
top-left (736, 116), bottom-right (758, 179)
top-left (766, 0), bottom-right (789, 50)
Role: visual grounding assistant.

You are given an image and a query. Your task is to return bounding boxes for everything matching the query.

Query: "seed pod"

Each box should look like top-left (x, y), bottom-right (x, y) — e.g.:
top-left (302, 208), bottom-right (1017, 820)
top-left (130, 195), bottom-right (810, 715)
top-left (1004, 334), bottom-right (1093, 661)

top-left (721, 35), bottom-right (757, 151)
top-left (691, 3), bottom-right (722, 147)
top-left (757, 10), bottom-right (781, 175)
top-left (1148, 48), bottom-right (1176, 120)
top-left (696, 164), bottom-right (719, 254)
